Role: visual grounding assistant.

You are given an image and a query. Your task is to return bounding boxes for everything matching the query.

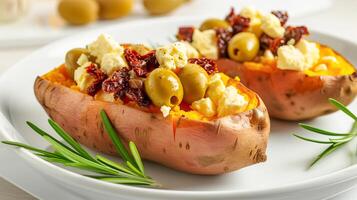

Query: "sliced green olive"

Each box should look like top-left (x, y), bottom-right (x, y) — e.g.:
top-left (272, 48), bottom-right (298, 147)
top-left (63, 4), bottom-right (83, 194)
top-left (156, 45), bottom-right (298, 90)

top-left (179, 64), bottom-right (209, 104)
top-left (58, 0), bottom-right (98, 25)
top-left (143, 0), bottom-right (185, 15)
top-left (65, 48), bottom-right (91, 78)
top-left (228, 32), bottom-right (260, 62)
top-left (145, 68), bottom-right (183, 107)
top-left (199, 18), bottom-right (230, 31)
top-left (96, 0), bottom-right (133, 20)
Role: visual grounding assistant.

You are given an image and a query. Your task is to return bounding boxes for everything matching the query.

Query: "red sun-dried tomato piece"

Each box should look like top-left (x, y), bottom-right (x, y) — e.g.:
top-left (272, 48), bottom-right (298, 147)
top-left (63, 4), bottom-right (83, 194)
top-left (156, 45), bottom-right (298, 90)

top-left (102, 68), bottom-right (130, 93)
top-left (85, 63), bottom-right (108, 96)
top-left (102, 68), bottom-right (151, 107)
top-left (188, 58), bottom-right (218, 74)
top-left (225, 8), bottom-right (250, 34)
top-left (260, 33), bottom-right (285, 54)
top-left (124, 88), bottom-right (151, 107)
top-left (124, 48), bottom-right (159, 77)
top-left (271, 10), bottom-right (289, 26)
top-left (284, 26), bottom-right (309, 45)
top-left (177, 26), bottom-right (195, 42)
top-left (216, 28), bottom-right (233, 58)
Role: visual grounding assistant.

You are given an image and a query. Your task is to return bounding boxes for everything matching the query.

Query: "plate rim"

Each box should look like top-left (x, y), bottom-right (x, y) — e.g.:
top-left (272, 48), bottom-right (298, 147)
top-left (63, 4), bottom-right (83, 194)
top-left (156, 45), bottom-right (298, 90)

top-left (1, 16), bottom-right (357, 198)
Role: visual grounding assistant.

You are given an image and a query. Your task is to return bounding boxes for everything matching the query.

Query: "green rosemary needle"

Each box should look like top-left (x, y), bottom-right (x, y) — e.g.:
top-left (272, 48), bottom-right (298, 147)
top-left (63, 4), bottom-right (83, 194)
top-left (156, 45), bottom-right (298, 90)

top-left (294, 98), bottom-right (357, 168)
top-left (2, 109), bottom-right (159, 187)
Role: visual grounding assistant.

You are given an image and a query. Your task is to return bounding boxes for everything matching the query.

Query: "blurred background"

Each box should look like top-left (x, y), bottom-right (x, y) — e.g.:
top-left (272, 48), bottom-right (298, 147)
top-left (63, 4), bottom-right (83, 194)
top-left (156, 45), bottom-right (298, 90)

top-left (0, 0), bottom-right (357, 199)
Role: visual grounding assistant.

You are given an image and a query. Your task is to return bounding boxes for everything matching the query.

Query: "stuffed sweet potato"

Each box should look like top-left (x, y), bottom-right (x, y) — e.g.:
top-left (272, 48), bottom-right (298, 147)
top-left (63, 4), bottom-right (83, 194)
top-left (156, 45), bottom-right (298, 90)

top-left (34, 34), bottom-right (270, 175)
top-left (176, 7), bottom-right (357, 120)
top-left (216, 46), bottom-right (357, 120)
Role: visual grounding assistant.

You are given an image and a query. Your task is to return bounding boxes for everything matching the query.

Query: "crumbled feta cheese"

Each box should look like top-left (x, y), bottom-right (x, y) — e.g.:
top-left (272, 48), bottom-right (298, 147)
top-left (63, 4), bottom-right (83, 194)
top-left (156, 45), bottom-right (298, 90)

top-left (182, 41), bottom-right (199, 59)
top-left (240, 6), bottom-right (263, 30)
top-left (261, 13), bottom-right (285, 38)
top-left (77, 54), bottom-right (89, 66)
top-left (160, 105), bottom-right (171, 118)
top-left (263, 50), bottom-right (275, 61)
top-left (277, 45), bottom-right (307, 71)
top-left (287, 39), bottom-right (296, 46)
top-left (315, 64), bottom-right (328, 71)
top-left (156, 42), bottom-right (188, 70)
top-left (191, 29), bottom-right (218, 59)
top-left (296, 39), bottom-right (320, 68)
top-left (87, 34), bottom-right (123, 63)
top-left (240, 6), bottom-right (262, 19)
top-left (101, 52), bottom-right (128, 75)
top-left (217, 86), bottom-right (248, 117)
top-left (74, 62), bottom-right (93, 91)
top-left (206, 73), bottom-right (226, 105)
top-left (192, 97), bottom-right (216, 117)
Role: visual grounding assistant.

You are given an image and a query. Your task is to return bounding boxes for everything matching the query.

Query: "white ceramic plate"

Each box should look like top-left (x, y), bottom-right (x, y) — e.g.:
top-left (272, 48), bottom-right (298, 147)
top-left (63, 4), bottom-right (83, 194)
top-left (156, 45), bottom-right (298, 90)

top-left (0, 17), bottom-right (356, 200)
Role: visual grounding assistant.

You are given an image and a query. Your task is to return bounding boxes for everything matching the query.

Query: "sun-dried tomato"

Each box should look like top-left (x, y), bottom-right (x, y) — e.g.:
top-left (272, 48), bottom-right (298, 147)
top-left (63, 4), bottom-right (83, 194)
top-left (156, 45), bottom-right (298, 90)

top-left (216, 28), bottom-right (232, 58)
top-left (188, 58), bottom-right (218, 74)
top-left (225, 7), bottom-right (236, 23)
top-left (123, 88), bottom-right (151, 107)
top-left (86, 63), bottom-right (108, 96)
top-left (260, 33), bottom-right (285, 54)
top-left (284, 26), bottom-right (309, 45)
top-left (271, 10), bottom-right (289, 26)
top-left (102, 68), bottom-right (130, 93)
top-left (124, 48), bottom-right (158, 77)
top-left (177, 26), bottom-right (195, 42)
top-left (102, 69), bottom-right (151, 107)
top-left (225, 8), bottom-right (250, 34)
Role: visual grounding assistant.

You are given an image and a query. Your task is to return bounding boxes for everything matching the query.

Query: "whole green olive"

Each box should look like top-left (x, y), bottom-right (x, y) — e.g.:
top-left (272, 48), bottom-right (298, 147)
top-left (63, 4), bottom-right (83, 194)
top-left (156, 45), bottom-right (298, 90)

top-left (199, 18), bottom-right (230, 31)
top-left (58, 0), bottom-right (98, 25)
top-left (143, 0), bottom-right (185, 15)
top-left (145, 68), bottom-right (183, 107)
top-left (228, 32), bottom-right (260, 62)
top-left (179, 64), bottom-right (209, 104)
top-left (96, 0), bottom-right (133, 20)
top-left (65, 48), bottom-right (91, 78)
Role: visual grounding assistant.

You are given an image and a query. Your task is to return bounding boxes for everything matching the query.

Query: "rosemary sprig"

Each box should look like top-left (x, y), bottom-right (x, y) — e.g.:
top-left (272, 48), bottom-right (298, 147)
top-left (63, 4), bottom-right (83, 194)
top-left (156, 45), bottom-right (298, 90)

top-left (1, 109), bottom-right (159, 187)
top-left (294, 98), bottom-right (357, 168)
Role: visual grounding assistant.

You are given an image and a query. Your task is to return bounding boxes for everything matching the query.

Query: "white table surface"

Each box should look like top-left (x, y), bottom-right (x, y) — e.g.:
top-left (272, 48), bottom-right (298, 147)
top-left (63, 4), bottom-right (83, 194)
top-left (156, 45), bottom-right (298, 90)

top-left (1, 0), bottom-right (357, 199)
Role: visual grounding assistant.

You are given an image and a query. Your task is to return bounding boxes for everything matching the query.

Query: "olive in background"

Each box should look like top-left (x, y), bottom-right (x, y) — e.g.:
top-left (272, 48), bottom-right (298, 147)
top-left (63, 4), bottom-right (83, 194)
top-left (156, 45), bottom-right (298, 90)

top-left (200, 18), bottom-right (230, 31)
top-left (143, 0), bottom-right (185, 15)
top-left (96, 0), bottom-right (133, 20)
top-left (179, 64), bottom-right (209, 104)
top-left (228, 32), bottom-right (260, 62)
top-left (58, 0), bottom-right (98, 25)
top-left (145, 68), bottom-right (183, 107)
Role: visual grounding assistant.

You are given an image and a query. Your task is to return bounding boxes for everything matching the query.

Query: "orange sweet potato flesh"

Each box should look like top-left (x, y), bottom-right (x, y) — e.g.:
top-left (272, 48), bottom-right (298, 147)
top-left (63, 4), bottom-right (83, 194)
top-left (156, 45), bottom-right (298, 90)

top-left (217, 45), bottom-right (357, 121)
top-left (34, 75), bottom-right (270, 175)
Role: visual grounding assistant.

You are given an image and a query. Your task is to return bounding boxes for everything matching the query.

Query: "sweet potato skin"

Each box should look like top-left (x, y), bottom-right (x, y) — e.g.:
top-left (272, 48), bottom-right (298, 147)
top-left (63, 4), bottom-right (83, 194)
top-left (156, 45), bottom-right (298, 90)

top-left (217, 59), bottom-right (357, 121)
top-left (34, 77), bottom-right (270, 175)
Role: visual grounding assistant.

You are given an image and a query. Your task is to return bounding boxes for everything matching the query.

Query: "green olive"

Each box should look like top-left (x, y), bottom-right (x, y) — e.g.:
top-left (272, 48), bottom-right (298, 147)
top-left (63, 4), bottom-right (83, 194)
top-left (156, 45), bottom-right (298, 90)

top-left (179, 64), bottom-right (209, 104)
top-left (58, 0), bottom-right (98, 25)
top-left (143, 0), bottom-right (185, 15)
top-left (65, 48), bottom-right (91, 78)
top-left (228, 32), bottom-right (260, 62)
top-left (96, 0), bottom-right (133, 20)
top-left (145, 68), bottom-right (183, 107)
top-left (199, 18), bottom-right (230, 31)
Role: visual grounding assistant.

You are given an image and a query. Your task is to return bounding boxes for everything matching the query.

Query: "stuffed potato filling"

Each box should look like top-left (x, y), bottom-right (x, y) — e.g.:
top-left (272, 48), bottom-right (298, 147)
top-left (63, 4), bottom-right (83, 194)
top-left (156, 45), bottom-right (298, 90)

top-left (43, 34), bottom-right (258, 120)
top-left (176, 7), bottom-right (355, 76)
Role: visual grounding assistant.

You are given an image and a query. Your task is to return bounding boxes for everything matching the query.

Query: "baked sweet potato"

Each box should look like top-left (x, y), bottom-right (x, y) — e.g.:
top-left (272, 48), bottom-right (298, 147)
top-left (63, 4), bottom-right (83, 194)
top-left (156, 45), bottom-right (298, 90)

top-left (34, 69), bottom-right (270, 175)
top-left (217, 45), bottom-right (357, 121)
